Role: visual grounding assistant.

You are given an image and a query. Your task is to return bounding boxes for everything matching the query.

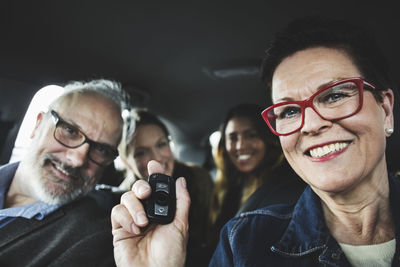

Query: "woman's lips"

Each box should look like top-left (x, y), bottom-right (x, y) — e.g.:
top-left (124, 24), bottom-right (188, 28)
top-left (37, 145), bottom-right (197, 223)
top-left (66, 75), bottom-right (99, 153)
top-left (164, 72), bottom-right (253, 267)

top-left (305, 141), bottom-right (352, 162)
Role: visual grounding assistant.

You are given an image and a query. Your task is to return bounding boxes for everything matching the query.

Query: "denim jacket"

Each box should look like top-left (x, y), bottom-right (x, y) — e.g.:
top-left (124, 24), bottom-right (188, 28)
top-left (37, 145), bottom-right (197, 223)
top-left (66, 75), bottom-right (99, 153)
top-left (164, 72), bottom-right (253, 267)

top-left (210, 173), bottom-right (400, 266)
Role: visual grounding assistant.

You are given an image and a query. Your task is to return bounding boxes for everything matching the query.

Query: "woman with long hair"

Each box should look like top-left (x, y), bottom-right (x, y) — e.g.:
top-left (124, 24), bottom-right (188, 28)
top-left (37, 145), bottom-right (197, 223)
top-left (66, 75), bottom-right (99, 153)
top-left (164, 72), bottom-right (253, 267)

top-left (208, 103), bottom-right (304, 247)
top-left (118, 108), bottom-right (213, 266)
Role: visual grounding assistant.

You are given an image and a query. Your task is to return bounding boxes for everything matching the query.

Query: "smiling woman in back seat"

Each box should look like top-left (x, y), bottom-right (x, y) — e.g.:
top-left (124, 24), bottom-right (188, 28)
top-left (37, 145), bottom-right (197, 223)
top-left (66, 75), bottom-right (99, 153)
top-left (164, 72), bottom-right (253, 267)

top-left (117, 108), bottom-right (213, 267)
top-left (207, 103), bottom-right (304, 251)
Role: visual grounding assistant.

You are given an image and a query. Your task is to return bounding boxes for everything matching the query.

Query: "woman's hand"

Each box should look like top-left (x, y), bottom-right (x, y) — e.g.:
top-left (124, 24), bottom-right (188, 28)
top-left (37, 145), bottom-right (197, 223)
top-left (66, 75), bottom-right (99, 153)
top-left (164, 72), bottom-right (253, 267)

top-left (111, 160), bottom-right (191, 267)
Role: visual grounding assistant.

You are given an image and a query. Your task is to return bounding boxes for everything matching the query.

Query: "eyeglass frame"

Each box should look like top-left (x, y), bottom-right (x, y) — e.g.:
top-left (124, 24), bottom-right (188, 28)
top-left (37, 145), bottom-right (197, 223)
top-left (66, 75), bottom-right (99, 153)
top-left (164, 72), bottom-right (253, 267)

top-left (50, 110), bottom-right (118, 166)
top-left (261, 77), bottom-right (376, 136)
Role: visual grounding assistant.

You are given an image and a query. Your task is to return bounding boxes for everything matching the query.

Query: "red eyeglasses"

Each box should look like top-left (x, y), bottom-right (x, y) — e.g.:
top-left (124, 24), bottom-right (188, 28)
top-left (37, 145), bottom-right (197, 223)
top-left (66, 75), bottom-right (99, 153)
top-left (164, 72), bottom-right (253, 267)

top-left (261, 77), bottom-right (375, 136)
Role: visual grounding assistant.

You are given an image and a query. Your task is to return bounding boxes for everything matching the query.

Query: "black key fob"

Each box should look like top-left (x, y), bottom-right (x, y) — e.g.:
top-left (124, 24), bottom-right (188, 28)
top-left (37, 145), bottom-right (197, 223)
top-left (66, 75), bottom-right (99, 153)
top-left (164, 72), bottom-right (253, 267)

top-left (145, 173), bottom-right (176, 224)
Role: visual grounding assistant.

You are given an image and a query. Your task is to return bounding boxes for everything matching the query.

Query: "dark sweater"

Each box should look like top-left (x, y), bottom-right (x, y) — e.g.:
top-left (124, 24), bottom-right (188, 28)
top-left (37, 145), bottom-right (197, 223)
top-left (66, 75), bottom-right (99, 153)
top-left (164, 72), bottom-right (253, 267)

top-left (0, 193), bottom-right (115, 267)
top-left (0, 163), bottom-right (115, 267)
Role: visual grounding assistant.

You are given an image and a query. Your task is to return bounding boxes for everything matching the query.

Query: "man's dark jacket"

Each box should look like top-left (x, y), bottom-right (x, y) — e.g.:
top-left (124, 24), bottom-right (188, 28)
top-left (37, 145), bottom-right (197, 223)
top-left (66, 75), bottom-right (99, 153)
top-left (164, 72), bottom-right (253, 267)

top-left (0, 162), bottom-right (115, 267)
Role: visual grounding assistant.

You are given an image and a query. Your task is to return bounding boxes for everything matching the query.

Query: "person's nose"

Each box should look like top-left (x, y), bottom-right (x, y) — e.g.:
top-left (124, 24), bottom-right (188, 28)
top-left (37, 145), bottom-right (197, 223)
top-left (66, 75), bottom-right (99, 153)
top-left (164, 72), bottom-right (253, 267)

top-left (300, 107), bottom-right (332, 135)
top-left (149, 148), bottom-right (163, 162)
top-left (235, 135), bottom-right (246, 150)
top-left (66, 143), bottom-right (90, 167)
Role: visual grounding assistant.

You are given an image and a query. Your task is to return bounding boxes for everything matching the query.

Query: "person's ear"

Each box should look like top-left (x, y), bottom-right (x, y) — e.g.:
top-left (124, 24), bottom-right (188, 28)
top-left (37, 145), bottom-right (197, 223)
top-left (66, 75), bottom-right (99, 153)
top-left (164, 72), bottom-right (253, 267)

top-left (30, 112), bottom-right (45, 139)
top-left (381, 89), bottom-right (394, 135)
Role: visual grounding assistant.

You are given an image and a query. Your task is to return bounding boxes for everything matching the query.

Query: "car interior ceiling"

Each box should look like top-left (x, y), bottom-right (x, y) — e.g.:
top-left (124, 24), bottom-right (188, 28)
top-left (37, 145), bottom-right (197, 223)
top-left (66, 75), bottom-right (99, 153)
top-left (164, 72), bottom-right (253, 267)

top-left (0, 1), bottom-right (399, 176)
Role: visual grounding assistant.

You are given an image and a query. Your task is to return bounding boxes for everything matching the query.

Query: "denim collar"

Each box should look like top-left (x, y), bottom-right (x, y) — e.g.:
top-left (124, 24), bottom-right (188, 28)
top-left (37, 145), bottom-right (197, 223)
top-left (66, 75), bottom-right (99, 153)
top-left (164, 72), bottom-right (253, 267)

top-left (271, 186), bottom-right (329, 256)
top-left (270, 173), bottom-right (400, 265)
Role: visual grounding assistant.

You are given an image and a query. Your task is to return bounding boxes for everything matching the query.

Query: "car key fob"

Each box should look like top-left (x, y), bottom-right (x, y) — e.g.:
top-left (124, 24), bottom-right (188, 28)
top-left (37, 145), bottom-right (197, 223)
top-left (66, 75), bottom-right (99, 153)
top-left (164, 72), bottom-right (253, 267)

top-left (145, 173), bottom-right (176, 224)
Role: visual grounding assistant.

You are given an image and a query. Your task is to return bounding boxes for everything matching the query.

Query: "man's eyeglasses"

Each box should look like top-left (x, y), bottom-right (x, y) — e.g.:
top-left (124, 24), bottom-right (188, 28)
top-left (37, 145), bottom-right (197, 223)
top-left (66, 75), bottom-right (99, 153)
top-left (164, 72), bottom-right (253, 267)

top-left (261, 77), bottom-right (376, 136)
top-left (50, 110), bottom-right (118, 166)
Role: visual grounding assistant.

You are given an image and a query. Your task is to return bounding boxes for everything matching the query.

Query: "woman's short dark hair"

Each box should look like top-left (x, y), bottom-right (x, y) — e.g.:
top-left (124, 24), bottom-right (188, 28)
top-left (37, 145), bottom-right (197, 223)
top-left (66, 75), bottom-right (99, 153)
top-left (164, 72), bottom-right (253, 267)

top-left (261, 16), bottom-right (392, 103)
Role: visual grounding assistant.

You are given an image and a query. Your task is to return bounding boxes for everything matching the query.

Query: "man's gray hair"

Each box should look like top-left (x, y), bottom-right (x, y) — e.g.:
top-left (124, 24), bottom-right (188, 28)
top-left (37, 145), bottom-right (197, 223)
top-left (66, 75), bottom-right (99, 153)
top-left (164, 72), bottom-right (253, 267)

top-left (61, 79), bottom-right (130, 112)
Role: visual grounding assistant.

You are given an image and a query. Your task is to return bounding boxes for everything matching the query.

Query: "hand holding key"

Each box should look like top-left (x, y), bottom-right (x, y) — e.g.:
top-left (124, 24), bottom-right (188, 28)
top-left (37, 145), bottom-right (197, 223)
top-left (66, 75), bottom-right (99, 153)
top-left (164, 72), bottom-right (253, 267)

top-left (111, 160), bottom-right (191, 267)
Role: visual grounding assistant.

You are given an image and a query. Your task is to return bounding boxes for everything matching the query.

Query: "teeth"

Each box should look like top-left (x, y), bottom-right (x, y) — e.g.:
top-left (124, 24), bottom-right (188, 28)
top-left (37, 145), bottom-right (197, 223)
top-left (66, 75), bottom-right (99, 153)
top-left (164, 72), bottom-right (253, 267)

top-left (55, 164), bottom-right (69, 176)
top-left (238, 155), bottom-right (251, 160)
top-left (309, 142), bottom-right (349, 158)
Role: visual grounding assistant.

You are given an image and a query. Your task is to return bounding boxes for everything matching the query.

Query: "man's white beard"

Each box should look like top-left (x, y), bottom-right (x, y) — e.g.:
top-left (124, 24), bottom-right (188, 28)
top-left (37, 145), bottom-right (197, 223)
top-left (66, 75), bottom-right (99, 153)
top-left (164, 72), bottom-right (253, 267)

top-left (23, 152), bottom-right (94, 206)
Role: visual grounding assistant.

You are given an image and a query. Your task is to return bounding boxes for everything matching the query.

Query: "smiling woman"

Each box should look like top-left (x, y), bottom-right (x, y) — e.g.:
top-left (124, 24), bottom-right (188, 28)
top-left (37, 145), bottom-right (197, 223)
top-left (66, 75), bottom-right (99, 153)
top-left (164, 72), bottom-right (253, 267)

top-left (117, 108), bottom-right (214, 266)
top-left (208, 17), bottom-right (397, 266)
top-left (207, 103), bottom-right (304, 253)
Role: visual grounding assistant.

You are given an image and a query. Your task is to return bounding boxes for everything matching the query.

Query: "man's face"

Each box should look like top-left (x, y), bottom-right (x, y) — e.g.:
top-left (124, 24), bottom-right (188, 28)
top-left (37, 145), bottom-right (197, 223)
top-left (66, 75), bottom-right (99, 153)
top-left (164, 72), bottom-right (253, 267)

top-left (25, 92), bottom-right (122, 205)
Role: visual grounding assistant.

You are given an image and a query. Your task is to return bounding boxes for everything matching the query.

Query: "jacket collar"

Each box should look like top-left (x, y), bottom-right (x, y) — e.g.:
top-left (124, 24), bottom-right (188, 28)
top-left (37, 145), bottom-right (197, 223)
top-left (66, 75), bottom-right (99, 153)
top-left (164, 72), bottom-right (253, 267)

top-left (271, 173), bottom-right (400, 263)
top-left (271, 186), bottom-right (329, 256)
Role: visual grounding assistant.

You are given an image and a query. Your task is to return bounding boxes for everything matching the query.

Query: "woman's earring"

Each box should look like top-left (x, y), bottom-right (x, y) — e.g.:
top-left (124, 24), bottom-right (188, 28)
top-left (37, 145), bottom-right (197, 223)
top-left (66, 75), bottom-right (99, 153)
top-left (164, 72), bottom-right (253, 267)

top-left (385, 128), bottom-right (394, 135)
